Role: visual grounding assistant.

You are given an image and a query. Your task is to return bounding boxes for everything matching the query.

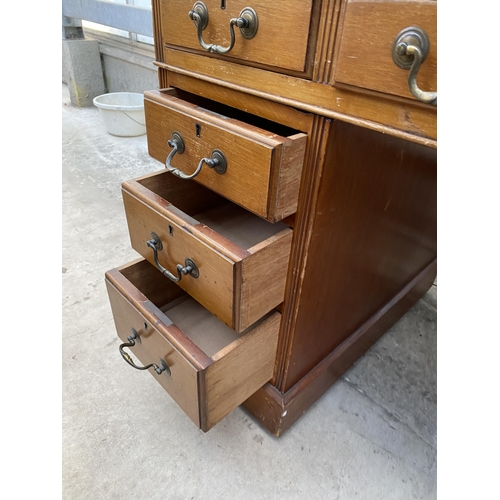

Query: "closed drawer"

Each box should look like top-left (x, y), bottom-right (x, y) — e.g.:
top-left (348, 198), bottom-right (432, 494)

top-left (160, 0), bottom-right (314, 73)
top-left (334, 0), bottom-right (437, 102)
top-left (145, 88), bottom-right (307, 222)
top-left (106, 258), bottom-right (280, 432)
top-left (122, 169), bottom-right (293, 333)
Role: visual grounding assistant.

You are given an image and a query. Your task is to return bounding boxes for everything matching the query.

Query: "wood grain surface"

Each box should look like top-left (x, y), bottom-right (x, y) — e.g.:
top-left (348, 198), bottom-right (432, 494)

top-left (122, 187), bottom-right (237, 328)
top-left (279, 120), bottom-right (437, 391)
top-left (159, 49), bottom-right (437, 144)
top-left (274, 115), bottom-right (332, 388)
top-left (161, 0), bottom-right (314, 72)
top-left (239, 230), bottom-right (293, 331)
top-left (165, 72), bottom-right (315, 133)
top-left (122, 171), bottom-right (292, 332)
top-left (335, 0), bottom-right (437, 101)
top-left (242, 257), bottom-right (436, 436)
top-left (204, 312), bottom-right (281, 431)
top-left (106, 259), bottom-right (282, 431)
top-left (105, 262), bottom-right (205, 427)
top-left (144, 89), bottom-right (307, 221)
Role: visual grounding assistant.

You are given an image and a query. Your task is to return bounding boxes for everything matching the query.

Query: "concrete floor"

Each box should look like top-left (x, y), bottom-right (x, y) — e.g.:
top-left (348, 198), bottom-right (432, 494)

top-left (62, 83), bottom-right (437, 500)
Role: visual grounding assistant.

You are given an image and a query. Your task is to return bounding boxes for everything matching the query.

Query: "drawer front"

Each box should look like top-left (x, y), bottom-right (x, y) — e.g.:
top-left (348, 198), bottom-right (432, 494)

top-left (106, 262), bottom-right (203, 427)
top-left (161, 0), bottom-right (313, 73)
top-left (145, 89), bottom-right (307, 222)
top-left (122, 170), bottom-right (293, 332)
top-left (335, 0), bottom-right (437, 102)
top-left (105, 258), bottom-right (281, 431)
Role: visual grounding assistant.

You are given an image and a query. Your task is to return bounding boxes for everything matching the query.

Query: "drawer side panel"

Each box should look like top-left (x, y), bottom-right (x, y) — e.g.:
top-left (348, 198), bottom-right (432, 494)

top-left (238, 229), bottom-right (293, 332)
top-left (268, 133), bottom-right (308, 222)
top-left (203, 312), bottom-right (281, 431)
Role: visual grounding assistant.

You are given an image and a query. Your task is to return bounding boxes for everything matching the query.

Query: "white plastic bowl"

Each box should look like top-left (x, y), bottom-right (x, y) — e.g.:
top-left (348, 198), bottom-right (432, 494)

top-left (93, 92), bottom-right (146, 137)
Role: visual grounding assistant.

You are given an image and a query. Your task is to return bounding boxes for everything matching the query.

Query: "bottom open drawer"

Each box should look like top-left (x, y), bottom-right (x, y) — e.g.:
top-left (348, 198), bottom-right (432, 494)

top-left (105, 258), bottom-right (281, 431)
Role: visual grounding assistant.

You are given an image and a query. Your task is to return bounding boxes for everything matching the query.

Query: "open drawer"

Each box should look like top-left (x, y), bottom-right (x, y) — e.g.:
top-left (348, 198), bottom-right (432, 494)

top-left (144, 88), bottom-right (307, 222)
top-left (105, 258), bottom-right (281, 431)
top-left (122, 169), bottom-right (293, 333)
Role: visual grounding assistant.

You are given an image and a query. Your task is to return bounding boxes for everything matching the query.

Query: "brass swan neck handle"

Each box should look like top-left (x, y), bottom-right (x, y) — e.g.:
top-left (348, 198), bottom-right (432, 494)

top-left (188, 1), bottom-right (258, 55)
top-left (392, 26), bottom-right (437, 106)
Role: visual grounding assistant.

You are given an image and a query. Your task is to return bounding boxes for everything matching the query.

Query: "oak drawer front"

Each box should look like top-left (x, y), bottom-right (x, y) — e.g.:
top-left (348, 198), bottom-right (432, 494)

top-left (122, 170), bottom-right (293, 333)
top-left (334, 0), bottom-right (437, 102)
top-left (106, 259), bottom-right (281, 431)
top-left (144, 88), bottom-right (307, 222)
top-left (160, 0), bottom-right (313, 73)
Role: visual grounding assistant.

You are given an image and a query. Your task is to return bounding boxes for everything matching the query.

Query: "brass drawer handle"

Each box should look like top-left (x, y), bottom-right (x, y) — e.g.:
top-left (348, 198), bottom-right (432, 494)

top-left (146, 232), bottom-right (199, 282)
top-left (166, 131), bottom-right (227, 180)
top-left (119, 328), bottom-right (171, 376)
top-left (188, 1), bottom-right (258, 55)
top-left (392, 26), bottom-right (437, 106)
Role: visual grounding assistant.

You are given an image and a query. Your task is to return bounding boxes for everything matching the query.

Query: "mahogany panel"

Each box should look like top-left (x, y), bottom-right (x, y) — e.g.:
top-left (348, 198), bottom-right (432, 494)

top-left (243, 259), bottom-right (437, 436)
top-left (281, 120), bottom-right (437, 391)
top-left (159, 50), bottom-right (437, 144)
top-left (274, 115), bottom-right (331, 387)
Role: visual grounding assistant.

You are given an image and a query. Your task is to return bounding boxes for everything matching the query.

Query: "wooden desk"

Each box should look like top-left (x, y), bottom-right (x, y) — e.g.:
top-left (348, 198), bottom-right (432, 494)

top-left (106, 0), bottom-right (437, 435)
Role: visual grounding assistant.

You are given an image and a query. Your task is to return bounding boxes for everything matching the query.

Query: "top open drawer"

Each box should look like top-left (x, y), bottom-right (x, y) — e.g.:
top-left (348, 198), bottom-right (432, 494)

top-left (144, 88), bottom-right (307, 223)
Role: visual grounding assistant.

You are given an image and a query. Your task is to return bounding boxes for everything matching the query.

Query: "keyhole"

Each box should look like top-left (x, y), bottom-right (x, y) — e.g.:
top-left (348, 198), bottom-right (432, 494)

top-left (221, 0), bottom-right (226, 9)
top-left (169, 225), bottom-right (174, 236)
top-left (195, 123), bottom-right (201, 137)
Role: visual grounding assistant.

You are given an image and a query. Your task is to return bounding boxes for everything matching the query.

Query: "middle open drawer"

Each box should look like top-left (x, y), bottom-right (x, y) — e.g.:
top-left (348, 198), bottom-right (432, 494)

top-left (122, 170), bottom-right (293, 333)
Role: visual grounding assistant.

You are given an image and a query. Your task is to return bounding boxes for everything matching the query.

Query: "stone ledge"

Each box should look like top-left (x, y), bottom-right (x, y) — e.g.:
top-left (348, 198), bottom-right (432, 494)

top-left (85, 29), bottom-right (155, 71)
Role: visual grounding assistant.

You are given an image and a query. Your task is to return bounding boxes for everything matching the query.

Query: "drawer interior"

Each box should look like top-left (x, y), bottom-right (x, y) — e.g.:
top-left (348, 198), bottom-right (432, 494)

top-left (161, 296), bottom-right (244, 357)
top-left (137, 170), bottom-right (290, 251)
top-left (193, 204), bottom-right (287, 250)
top-left (158, 88), bottom-right (300, 140)
top-left (118, 259), bottom-right (265, 359)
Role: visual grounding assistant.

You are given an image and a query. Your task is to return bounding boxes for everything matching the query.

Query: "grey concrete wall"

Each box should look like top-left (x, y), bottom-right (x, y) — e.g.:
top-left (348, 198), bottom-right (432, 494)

top-left (62, 30), bottom-right (158, 106)
top-left (100, 44), bottom-right (158, 94)
top-left (62, 38), bottom-right (106, 107)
